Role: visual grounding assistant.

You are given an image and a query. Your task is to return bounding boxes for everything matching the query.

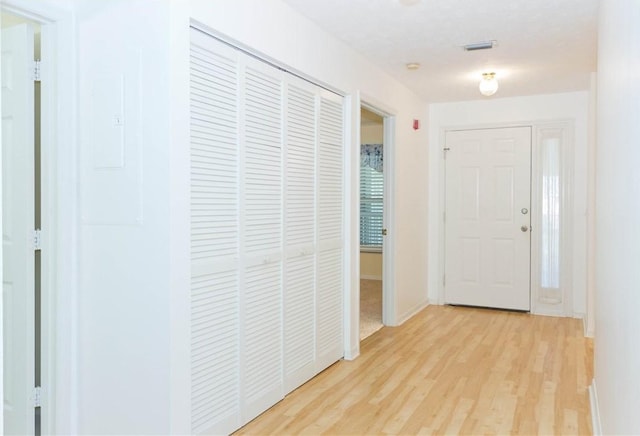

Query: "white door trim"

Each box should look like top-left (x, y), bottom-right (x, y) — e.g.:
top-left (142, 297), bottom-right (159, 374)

top-left (381, 112), bottom-right (397, 326)
top-left (344, 93), bottom-right (397, 360)
top-left (1, 2), bottom-right (78, 434)
top-left (359, 100), bottom-right (397, 326)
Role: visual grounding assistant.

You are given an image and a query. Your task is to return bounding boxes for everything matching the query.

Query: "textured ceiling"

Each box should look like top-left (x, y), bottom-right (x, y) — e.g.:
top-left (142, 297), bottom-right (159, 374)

top-left (282, 0), bottom-right (599, 102)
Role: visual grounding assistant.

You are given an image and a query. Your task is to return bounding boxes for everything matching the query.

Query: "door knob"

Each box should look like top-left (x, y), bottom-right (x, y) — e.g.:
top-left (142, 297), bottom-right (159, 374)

top-left (521, 225), bottom-right (529, 232)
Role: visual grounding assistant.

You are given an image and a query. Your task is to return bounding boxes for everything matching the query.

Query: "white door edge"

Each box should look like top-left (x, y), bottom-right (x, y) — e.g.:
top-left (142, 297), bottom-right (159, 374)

top-left (1, 2), bottom-right (78, 434)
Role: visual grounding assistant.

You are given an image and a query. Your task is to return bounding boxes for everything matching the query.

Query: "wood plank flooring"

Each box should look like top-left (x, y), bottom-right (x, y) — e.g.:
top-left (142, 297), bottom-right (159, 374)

top-left (235, 305), bottom-right (593, 435)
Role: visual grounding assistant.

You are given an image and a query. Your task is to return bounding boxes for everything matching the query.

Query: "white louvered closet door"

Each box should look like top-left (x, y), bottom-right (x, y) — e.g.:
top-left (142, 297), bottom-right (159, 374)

top-left (316, 93), bottom-right (344, 370)
top-left (283, 81), bottom-right (317, 392)
top-left (240, 57), bottom-right (284, 422)
top-left (189, 27), bottom-right (345, 436)
top-left (189, 30), bottom-right (241, 435)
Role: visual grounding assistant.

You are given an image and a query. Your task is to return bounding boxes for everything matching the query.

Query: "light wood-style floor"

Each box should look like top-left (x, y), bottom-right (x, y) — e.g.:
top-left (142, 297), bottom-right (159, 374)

top-left (236, 305), bottom-right (593, 435)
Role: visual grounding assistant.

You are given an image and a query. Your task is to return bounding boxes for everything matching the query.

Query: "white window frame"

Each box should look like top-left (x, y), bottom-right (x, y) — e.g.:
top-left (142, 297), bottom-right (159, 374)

top-left (531, 121), bottom-right (574, 317)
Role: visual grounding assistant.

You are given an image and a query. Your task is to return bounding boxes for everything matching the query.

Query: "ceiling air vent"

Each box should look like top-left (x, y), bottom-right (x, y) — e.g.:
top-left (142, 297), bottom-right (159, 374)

top-left (463, 40), bottom-right (496, 51)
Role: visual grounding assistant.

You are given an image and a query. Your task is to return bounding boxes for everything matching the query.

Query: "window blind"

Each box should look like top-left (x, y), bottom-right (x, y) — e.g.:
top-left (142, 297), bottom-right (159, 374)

top-left (360, 165), bottom-right (383, 247)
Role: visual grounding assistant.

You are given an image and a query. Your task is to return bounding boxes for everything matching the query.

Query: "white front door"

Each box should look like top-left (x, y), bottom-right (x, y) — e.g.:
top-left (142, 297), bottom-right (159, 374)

top-left (444, 127), bottom-right (531, 311)
top-left (2, 23), bottom-right (36, 435)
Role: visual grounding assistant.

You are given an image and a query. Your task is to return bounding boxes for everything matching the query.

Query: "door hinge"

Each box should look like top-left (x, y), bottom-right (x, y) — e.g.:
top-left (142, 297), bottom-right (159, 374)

top-left (32, 386), bottom-right (42, 408)
top-left (32, 60), bottom-right (41, 82)
top-left (33, 229), bottom-right (42, 250)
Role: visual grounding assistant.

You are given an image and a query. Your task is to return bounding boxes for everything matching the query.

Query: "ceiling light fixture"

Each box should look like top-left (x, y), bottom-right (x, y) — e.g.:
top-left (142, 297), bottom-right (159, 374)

top-left (398, 0), bottom-right (421, 6)
top-left (406, 62), bottom-right (421, 70)
top-left (479, 72), bottom-right (498, 96)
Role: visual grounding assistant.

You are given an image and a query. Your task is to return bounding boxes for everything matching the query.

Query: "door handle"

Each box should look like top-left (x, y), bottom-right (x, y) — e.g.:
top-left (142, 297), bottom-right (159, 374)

top-left (382, 228), bottom-right (387, 236)
top-left (521, 225), bottom-right (529, 232)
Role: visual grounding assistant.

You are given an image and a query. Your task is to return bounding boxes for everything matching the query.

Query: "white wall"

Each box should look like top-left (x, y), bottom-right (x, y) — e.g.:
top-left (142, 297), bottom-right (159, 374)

top-left (76, 0), bottom-right (173, 433)
top-left (361, 123), bottom-right (383, 144)
top-left (593, 1), bottom-right (640, 433)
top-left (187, 0), bottom-right (430, 363)
top-left (428, 92), bottom-right (590, 319)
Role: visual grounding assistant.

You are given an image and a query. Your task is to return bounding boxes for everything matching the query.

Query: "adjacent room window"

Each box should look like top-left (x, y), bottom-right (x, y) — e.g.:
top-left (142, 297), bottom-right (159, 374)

top-left (360, 143), bottom-right (383, 248)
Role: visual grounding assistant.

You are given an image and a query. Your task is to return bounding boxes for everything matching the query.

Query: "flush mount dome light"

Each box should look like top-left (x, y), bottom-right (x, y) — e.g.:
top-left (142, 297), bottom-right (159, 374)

top-left (479, 72), bottom-right (498, 96)
top-left (398, 0), bottom-right (421, 5)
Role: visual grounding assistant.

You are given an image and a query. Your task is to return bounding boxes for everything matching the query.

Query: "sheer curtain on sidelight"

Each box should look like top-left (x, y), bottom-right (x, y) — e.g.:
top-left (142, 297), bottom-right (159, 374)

top-left (540, 137), bottom-right (561, 291)
top-left (536, 126), bottom-right (571, 307)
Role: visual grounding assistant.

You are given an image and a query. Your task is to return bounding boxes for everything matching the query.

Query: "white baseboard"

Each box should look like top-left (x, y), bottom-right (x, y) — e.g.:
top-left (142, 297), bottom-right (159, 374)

top-left (582, 315), bottom-right (595, 338)
top-left (396, 300), bottom-right (429, 326)
top-left (574, 312), bottom-right (594, 338)
top-left (589, 379), bottom-right (602, 436)
top-left (344, 346), bottom-right (360, 361)
top-left (360, 274), bottom-right (382, 281)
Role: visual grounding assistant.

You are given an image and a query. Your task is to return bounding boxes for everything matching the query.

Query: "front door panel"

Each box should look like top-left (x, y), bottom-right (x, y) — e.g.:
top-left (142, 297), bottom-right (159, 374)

top-left (445, 127), bottom-right (531, 311)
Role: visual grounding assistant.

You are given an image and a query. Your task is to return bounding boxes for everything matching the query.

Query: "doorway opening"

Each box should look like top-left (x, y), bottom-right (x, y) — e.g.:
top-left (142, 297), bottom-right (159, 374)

top-left (1, 10), bottom-right (43, 436)
top-left (359, 106), bottom-right (384, 340)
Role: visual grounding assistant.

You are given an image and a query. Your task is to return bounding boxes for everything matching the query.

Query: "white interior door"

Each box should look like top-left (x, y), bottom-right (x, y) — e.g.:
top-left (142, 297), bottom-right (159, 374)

top-left (2, 23), bottom-right (36, 435)
top-left (445, 127), bottom-right (531, 311)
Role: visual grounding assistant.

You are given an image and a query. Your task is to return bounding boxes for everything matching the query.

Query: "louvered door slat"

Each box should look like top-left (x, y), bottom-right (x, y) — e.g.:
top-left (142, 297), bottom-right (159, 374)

top-left (285, 84), bottom-right (316, 248)
top-left (242, 261), bottom-right (283, 422)
top-left (243, 263), bottom-right (281, 400)
top-left (318, 98), bottom-right (344, 244)
top-left (243, 66), bottom-right (282, 255)
top-left (241, 60), bottom-right (284, 423)
top-left (283, 83), bottom-right (317, 391)
top-left (284, 254), bottom-right (315, 390)
top-left (190, 30), bottom-right (240, 435)
top-left (316, 248), bottom-right (343, 369)
top-left (316, 95), bottom-right (344, 370)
